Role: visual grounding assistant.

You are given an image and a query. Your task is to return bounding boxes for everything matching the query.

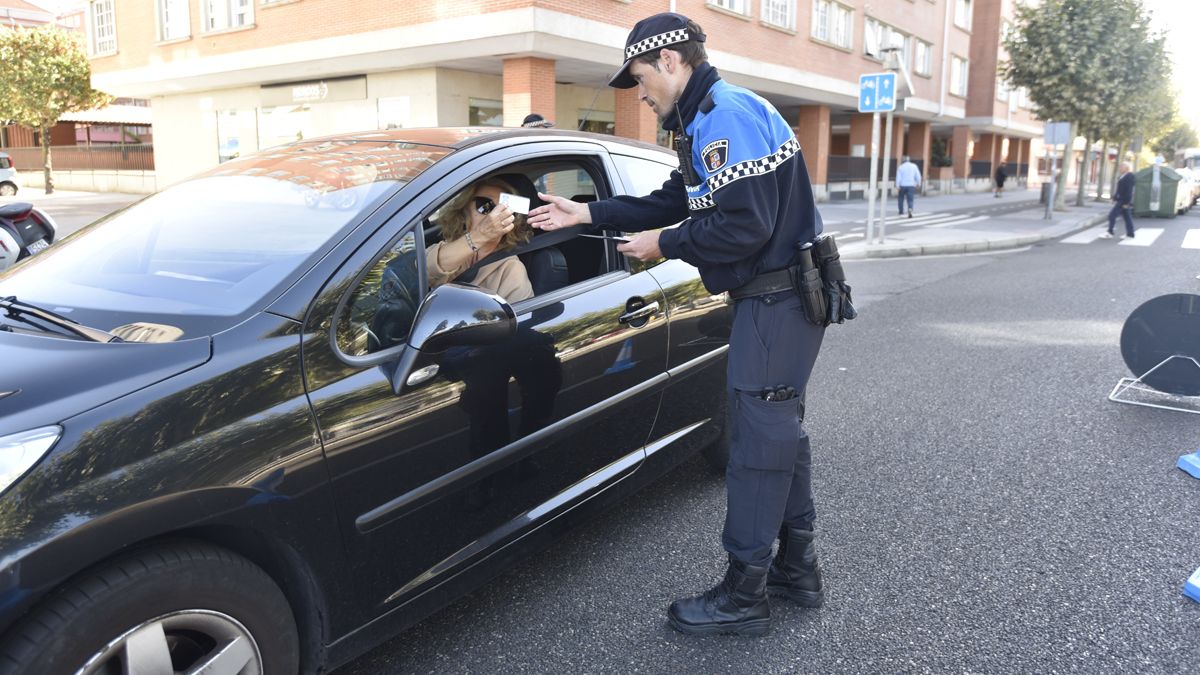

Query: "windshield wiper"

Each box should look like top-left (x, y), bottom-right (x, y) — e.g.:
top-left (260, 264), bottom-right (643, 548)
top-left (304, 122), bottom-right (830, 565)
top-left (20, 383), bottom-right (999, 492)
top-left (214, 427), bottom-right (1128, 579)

top-left (0, 296), bottom-right (123, 343)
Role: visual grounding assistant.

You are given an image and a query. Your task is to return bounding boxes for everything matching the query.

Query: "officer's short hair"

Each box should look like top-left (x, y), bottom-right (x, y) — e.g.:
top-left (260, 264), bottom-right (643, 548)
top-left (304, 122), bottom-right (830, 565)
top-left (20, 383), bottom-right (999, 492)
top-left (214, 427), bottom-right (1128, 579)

top-left (633, 19), bottom-right (708, 70)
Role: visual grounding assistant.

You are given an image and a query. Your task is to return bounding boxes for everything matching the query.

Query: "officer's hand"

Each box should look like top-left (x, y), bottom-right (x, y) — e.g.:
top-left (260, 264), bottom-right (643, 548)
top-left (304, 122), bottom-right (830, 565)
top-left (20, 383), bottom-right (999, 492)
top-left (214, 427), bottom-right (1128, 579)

top-left (529, 193), bottom-right (592, 231)
top-left (617, 231), bottom-right (663, 261)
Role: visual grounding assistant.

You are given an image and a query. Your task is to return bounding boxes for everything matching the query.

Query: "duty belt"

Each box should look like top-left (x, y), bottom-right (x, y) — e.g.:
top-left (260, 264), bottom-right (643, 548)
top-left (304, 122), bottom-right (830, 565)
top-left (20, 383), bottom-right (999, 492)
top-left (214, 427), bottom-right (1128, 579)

top-left (727, 268), bottom-right (793, 300)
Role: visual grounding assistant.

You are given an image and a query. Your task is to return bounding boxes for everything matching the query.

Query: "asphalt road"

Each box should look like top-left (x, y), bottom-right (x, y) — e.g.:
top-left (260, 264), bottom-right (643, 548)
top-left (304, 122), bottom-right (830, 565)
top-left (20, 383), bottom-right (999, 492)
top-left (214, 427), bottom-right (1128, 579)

top-left (340, 209), bottom-right (1200, 673)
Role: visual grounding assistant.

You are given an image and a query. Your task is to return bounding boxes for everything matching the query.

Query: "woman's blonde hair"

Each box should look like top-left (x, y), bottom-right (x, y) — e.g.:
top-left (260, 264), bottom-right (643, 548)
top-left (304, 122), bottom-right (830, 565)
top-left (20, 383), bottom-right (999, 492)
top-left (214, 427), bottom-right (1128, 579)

top-left (433, 177), bottom-right (532, 252)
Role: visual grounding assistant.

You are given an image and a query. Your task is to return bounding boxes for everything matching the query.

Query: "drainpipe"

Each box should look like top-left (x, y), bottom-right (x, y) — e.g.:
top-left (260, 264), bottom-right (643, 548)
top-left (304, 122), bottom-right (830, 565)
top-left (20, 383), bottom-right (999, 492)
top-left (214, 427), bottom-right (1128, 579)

top-left (938, 0), bottom-right (952, 116)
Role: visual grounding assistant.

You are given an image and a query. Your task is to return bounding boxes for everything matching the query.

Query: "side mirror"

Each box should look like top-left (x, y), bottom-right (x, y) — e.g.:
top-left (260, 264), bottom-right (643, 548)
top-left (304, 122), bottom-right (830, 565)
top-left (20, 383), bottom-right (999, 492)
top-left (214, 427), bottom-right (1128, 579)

top-left (391, 284), bottom-right (516, 394)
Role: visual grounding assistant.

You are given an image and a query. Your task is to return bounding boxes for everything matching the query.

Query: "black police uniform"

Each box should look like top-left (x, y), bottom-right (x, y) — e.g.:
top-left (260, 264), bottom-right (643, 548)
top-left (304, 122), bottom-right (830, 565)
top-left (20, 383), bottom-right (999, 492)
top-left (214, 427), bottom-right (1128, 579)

top-left (591, 16), bottom-right (826, 632)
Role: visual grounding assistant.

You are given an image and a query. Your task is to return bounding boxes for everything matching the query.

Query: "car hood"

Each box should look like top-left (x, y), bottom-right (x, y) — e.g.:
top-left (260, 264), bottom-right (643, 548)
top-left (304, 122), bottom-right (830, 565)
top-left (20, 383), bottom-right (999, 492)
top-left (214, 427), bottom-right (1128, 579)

top-left (0, 331), bottom-right (211, 436)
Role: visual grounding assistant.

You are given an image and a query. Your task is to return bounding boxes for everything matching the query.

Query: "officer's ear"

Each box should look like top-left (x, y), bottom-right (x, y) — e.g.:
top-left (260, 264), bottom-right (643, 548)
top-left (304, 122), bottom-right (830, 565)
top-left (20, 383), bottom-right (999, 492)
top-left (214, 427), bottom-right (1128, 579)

top-left (660, 48), bottom-right (679, 73)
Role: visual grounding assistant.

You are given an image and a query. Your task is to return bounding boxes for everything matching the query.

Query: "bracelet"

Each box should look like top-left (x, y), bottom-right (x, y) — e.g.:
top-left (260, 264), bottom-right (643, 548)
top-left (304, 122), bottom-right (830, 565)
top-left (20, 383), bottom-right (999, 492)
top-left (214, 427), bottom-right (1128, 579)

top-left (464, 230), bottom-right (479, 252)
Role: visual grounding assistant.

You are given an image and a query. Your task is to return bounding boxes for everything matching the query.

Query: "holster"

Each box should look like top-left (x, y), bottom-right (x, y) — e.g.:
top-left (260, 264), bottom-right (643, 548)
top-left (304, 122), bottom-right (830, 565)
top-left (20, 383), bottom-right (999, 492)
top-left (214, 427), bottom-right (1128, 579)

top-left (789, 243), bottom-right (827, 326)
top-left (811, 235), bottom-right (858, 324)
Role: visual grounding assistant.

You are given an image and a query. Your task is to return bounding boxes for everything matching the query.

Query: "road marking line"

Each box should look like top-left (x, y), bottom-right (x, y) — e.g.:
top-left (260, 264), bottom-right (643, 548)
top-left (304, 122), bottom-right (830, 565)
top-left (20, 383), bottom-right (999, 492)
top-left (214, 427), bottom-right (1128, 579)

top-left (1060, 226), bottom-right (1106, 244)
top-left (899, 213), bottom-right (980, 227)
top-left (1119, 228), bottom-right (1163, 246)
top-left (1182, 229), bottom-right (1200, 249)
top-left (838, 232), bottom-right (865, 240)
top-left (925, 215), bottom-right (990, 228)
top-left (850, 212), bottom-right (947, 225)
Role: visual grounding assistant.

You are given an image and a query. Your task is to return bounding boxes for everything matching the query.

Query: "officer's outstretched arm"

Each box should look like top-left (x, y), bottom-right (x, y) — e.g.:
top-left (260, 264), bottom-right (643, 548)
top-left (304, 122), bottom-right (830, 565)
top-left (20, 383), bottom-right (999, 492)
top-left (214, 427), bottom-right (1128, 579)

top-left (528, 193), bottom-right (592, 231)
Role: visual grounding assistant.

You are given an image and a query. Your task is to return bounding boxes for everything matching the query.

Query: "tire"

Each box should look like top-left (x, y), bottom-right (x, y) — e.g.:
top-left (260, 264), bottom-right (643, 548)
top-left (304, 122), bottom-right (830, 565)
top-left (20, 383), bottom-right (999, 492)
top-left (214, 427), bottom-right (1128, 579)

top-left (0, 541), bottom-right (299, 675)
top-left (0, 183), bottom-right (16, 197)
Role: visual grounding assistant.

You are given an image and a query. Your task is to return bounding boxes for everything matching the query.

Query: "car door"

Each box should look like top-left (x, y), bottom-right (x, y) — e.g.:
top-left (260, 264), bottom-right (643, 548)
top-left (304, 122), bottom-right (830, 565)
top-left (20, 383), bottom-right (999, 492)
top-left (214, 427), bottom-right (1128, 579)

top-left (300, 142), bottom-right (669, 622)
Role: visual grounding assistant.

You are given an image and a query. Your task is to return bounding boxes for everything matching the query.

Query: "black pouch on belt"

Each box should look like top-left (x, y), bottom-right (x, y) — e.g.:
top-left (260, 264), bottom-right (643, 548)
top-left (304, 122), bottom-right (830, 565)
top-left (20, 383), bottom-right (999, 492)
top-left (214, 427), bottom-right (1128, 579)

top-left (813, 235), bottom-right (858, 324)
top-left (789, 243), bottom-right (828, 326)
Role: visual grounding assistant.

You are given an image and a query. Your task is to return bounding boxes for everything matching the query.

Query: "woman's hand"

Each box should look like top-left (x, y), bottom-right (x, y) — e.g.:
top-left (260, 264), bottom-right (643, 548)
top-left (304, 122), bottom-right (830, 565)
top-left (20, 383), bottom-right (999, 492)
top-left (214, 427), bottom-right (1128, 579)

top-left (471, 204), bottom-right (516, 248)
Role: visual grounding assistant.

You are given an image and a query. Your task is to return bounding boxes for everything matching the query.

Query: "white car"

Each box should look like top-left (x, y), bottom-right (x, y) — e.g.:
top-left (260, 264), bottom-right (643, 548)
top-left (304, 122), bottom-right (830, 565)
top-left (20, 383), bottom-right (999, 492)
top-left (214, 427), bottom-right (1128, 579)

top-left (0, 152), bottom-right (19, 196)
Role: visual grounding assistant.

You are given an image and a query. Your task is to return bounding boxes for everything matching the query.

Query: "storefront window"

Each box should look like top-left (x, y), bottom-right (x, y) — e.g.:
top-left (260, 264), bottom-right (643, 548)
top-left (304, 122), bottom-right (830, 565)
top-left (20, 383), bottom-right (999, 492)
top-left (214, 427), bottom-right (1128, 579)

top-left (578, 110), bottom-right (615, 136)
top-left (216, 109), bottom-right (257, 163)
top-left (468, 98), bottom-right (503, 127)
top-left (257, 104), bottom-right (312, 151)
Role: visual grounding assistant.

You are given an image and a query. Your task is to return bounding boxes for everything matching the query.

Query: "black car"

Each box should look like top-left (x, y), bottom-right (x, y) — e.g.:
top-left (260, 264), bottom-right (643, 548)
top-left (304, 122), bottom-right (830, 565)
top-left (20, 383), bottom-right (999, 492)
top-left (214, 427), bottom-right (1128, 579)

top-left (0, 128), bottom-right (731, 674)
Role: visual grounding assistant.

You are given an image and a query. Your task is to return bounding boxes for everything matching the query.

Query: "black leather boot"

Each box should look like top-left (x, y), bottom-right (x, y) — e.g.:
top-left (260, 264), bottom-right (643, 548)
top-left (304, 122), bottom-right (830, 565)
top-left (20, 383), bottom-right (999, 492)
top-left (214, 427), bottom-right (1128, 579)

top-left (766, 527), bottom-right (824, 607)
top-left (667, 556), bottom-right (771, 636)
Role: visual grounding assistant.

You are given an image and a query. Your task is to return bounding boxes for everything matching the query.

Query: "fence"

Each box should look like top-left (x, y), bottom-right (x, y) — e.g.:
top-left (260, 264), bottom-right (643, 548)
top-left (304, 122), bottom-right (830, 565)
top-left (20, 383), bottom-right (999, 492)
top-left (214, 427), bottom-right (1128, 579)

top-left (3, 145), bottom-right (154, 172)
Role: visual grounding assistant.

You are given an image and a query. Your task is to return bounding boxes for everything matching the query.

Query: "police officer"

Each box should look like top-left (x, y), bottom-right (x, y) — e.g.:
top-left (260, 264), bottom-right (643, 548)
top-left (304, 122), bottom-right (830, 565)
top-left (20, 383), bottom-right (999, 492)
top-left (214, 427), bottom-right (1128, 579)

top-left (528, 12), bottom-right (826, 636)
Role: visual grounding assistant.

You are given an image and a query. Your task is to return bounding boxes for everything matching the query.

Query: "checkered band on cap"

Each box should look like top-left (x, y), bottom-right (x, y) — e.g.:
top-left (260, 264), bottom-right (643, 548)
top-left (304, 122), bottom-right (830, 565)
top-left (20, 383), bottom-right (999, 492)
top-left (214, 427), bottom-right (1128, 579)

top-left (625, 28), bottom-right (691, 60)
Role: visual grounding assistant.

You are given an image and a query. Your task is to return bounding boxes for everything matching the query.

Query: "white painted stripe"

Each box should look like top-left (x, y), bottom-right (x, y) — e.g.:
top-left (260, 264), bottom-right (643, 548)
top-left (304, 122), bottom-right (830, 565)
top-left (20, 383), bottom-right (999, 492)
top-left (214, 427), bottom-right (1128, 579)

top-left (894, 213), bottom-right (965, 227)
top-left (899, 213), bottom-right (981, 228)
top-left (1118, 228), bottom-right (1163, 246)
top-left (825, 230), bottom-right (840, 236)
top-left (925, 215), bottom-right (990, 228)
top-left (851, 212), bottom-right (948, 226)
top-left (1182, 229), bottom-right (1200, 249)
top-left (1060, 226), bottom-right (1107, 244)
top-left (838, 232), bottom-right (865, 240)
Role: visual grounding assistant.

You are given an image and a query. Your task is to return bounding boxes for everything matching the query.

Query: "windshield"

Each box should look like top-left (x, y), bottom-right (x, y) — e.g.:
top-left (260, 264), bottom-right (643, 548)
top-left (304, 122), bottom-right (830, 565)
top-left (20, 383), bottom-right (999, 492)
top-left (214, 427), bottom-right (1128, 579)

top-left (0, 138), bottom-right (451, 340)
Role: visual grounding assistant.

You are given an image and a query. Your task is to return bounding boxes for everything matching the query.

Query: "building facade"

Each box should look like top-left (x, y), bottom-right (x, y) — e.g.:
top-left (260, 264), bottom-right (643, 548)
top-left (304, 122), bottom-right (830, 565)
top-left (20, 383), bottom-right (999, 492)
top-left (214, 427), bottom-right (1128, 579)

top-left (87, 0), bottom-right (1043, 197)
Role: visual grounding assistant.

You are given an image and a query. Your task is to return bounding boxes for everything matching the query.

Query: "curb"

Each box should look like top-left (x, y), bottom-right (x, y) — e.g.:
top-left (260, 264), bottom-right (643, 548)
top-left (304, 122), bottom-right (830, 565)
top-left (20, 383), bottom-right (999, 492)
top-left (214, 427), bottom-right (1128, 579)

top-left (842, 210), bottom-right (1109, 260)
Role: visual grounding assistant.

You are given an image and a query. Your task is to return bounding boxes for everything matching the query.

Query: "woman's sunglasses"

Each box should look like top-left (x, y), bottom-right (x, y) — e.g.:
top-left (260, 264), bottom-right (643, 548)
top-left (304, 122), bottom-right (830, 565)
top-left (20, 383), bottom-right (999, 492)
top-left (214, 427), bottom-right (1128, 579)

top-left (473, 197), bottom-right (496, 215)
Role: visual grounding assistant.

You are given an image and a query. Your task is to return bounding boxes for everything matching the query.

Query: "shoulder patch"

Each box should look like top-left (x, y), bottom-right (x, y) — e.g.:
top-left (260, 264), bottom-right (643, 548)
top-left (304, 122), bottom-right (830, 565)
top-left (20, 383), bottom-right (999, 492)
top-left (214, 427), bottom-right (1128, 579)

top-left (701, 139), bottom-right (729, 173)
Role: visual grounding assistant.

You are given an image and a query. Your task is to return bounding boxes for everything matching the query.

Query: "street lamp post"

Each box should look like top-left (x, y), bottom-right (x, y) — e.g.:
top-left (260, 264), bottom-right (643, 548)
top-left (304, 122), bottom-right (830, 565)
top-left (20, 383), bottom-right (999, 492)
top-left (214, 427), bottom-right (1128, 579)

top-left (876, 44), bottom-right (915, 245)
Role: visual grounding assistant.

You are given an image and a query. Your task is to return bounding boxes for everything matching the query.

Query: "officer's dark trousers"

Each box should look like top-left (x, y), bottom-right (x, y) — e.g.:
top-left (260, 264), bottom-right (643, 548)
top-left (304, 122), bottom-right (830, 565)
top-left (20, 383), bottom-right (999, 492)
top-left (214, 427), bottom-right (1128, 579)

top-left (724, 292), bottom-right (825, 566)
top-left (1107, 203), bottom-right (1135, 237)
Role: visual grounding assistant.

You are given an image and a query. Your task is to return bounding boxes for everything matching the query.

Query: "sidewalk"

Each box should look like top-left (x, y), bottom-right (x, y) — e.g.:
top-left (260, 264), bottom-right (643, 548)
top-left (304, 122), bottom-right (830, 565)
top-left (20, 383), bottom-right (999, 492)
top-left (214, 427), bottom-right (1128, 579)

top-left (828, 188), bottom-right (1112, 260)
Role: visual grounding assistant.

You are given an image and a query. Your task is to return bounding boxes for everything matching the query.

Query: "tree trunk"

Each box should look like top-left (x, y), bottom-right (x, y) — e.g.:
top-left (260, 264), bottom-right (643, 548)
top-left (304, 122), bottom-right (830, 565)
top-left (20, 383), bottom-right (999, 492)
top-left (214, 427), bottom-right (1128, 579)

top-left (40, 124), bottom-right (54, 195)
top-left (1093, 140), bottom-right (1109, 201)
top-left (1110, 141), bottom-right (1127, 199)
top-left (1075, 133), bottom-right (1092, 206)
top-left (1054, 122), bottom-right (1073, 211)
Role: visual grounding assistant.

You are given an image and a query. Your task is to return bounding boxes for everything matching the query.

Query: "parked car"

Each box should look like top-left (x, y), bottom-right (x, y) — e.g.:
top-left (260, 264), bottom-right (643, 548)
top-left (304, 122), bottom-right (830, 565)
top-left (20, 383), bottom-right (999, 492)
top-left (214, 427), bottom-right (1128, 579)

top-left (0, 128), bottom-right (731, 674)
top-left (0, 153), bottom-right (19, 196)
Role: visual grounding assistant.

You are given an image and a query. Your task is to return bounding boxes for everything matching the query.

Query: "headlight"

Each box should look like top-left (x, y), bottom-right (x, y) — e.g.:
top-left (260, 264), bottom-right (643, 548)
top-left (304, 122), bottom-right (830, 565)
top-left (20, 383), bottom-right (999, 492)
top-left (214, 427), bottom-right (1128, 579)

top-left (0, 426), bottom-right (61, 493)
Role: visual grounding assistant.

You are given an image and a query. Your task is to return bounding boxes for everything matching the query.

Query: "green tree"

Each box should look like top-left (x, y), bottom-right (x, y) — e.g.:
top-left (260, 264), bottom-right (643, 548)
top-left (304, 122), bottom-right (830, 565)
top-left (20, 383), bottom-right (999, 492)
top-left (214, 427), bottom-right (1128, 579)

top-left (1151, 120), bottom-right (1199, 160)
top-left (1004, 0), bottom-right (1163, 209)
top-left (0, 26), bottom-right (111, 194)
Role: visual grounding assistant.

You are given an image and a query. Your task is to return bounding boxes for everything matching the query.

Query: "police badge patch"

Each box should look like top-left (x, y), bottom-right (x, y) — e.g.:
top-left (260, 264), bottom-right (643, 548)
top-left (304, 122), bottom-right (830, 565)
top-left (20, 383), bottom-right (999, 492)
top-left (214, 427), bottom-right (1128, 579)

top-left (701, 139), bottom-right (729, 173)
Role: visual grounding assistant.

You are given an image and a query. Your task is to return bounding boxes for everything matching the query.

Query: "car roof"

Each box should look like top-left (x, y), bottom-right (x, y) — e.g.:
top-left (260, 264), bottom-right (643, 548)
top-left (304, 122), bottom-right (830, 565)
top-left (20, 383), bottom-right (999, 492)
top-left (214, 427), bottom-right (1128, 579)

top-left (298, 127), bottom-right (671, 155)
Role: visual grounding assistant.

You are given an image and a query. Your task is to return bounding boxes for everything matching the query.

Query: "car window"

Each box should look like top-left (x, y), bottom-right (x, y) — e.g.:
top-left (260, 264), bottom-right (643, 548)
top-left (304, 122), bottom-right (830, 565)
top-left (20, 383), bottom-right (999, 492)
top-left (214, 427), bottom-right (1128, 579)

top-left (612, 153), bottom-right (676, 197)
top-left (336, 231), bottom-right (420, 357)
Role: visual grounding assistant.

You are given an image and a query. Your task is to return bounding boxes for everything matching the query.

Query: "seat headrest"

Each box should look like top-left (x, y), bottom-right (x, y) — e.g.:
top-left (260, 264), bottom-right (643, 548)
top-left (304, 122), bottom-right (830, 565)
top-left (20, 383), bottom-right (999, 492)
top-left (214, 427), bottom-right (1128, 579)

top-left (495, 173), bottom-right (542, 209)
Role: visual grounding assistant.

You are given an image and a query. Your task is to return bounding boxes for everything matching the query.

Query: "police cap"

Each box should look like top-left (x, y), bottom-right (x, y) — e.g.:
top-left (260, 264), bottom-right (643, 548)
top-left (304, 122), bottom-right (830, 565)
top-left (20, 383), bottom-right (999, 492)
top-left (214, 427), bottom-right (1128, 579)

top-left (608, 12), bottom-right (706, 90)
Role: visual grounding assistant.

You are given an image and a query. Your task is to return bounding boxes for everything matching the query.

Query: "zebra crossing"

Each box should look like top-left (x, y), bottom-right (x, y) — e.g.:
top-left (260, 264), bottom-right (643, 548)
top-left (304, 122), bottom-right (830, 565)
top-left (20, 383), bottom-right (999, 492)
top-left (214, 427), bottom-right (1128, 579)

top-left (1060, 225), bottom-right (1200, 250)
top-left (825, 211), bottom-right (994, 240)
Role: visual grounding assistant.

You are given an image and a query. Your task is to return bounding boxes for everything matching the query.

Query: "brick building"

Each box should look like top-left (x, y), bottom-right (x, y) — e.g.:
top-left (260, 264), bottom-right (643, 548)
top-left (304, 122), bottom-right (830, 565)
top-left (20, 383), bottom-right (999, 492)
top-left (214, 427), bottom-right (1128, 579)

top-left (86, 0), bottom-right (1042, 197)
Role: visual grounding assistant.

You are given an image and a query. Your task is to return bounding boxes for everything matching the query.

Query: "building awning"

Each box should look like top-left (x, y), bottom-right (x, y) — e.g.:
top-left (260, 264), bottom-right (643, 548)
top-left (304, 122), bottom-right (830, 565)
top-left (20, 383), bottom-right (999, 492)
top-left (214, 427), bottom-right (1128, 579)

top-left (60, 105), bottom-right (153, 126)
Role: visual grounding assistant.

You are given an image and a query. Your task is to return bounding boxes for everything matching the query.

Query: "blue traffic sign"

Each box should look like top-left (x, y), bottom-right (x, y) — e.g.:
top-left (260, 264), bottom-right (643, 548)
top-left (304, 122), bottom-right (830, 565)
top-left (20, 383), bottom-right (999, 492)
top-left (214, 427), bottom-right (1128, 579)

top-left (858, 73), bottom-right (897, 113)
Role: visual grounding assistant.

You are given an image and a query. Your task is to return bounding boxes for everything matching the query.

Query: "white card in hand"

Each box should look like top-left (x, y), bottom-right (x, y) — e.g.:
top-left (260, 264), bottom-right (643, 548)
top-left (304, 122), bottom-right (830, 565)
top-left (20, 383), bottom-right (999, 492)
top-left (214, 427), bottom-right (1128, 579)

top-left (499, 192), bottom-right (530, 214)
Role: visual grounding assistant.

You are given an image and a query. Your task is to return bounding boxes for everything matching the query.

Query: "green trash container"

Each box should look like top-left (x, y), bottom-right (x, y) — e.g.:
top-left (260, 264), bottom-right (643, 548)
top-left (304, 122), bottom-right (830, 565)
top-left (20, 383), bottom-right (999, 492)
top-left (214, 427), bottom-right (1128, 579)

top-left (1133, 165), bottom-right (1184, 218)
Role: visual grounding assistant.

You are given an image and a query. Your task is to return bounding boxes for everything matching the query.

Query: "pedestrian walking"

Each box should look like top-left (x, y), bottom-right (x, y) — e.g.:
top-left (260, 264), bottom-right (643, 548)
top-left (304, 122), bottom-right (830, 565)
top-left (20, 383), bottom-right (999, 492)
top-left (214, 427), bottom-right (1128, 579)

top-left (528, 11), bottom-right (844, 637)
top-left (896, 155), bottom-right (921, 217)
top-left (994, 162), bottom-right (1008, 197)
top-left (1101, 161), bottom-right (1136, 239)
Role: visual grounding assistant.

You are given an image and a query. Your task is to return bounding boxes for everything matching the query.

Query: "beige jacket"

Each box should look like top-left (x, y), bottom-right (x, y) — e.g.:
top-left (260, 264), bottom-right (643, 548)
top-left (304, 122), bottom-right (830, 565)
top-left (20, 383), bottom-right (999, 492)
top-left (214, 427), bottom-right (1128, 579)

top-left (426, 242), bottom-right (534, 303)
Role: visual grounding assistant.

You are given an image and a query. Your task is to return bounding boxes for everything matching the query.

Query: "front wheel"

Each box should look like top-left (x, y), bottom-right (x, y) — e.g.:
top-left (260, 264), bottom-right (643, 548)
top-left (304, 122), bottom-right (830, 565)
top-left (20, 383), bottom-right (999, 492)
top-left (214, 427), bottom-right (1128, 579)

top-left (0, 541), bottom-right (299, 675)
top-left (0, 183), bottom-right (16, 197)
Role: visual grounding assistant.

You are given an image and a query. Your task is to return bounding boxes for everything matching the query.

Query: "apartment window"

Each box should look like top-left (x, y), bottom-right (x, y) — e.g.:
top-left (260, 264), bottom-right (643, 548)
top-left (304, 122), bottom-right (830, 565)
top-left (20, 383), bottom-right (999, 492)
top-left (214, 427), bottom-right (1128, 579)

top-left (954, 0), bottom-right (972, 30)
top-left (950, 55), bottom-right (969, 97)
top-left (578, 110), bottom-right (615, 135)
top-left (811, 0), bottom-right (852, 49)
top-left (204, 0), bottom-right (252, 32)
top-left (762, 0), bottom-right (795, 30)
top-left (158, 0), bottom-right (190, 41)
top-left (865, 17), bottom-right (910, 68)
top-left (468, 98), bottom-right (502, 127)
top-left (914, 39), bottom-right (933, 76)
top-left (997, 75), bottom-right (1010, 102)
top-left (709, 0), bottom-right (748, 15)
top-left (88, 0), bottom-right (116, 55)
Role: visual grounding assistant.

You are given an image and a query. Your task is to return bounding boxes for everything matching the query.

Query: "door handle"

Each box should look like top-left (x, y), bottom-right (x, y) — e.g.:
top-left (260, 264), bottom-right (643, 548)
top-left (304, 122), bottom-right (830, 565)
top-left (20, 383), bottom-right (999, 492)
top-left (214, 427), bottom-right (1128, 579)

top-left (618, 301), bottom-right (660, 324)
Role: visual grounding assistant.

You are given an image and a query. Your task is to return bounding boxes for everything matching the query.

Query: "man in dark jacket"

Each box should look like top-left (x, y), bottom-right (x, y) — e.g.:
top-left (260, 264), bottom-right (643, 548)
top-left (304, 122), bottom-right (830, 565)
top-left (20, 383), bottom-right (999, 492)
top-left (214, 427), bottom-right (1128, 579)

top-left (1102, 162), bottom-right (1136, 239)
top-left (529, 12), bottom-right (827, 637)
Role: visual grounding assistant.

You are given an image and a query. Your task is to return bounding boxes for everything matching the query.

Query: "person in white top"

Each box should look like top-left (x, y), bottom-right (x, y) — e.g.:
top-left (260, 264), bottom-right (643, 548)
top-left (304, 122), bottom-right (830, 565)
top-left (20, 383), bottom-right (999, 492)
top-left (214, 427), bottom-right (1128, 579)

top-left (895, 155), bottom-right (921, 218)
